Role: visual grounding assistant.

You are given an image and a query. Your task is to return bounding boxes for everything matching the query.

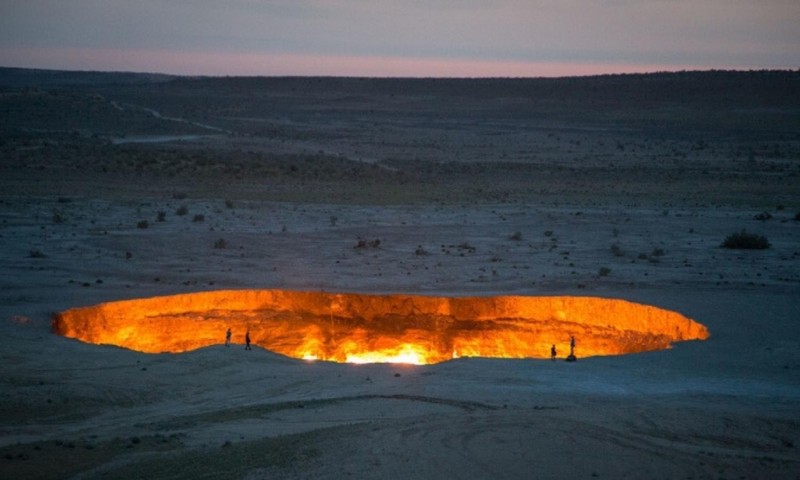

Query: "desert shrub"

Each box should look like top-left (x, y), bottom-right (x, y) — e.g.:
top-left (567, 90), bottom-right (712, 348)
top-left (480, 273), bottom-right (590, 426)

top-left (176, 205), bottom-right (188, 216)
top-left (754, 211), bottom-right (772, 221)
top-left (29, 250), bottom-right (46, 258)
top-left (721, 230), bottom-right (770, 250)
top-left (136, 220), bottom-right (149, 229)
top-left (651, 248), bottom-right (665, 257)
top-left (192, 214), bottom-right (205, 223)
top-left (172, 192), bottom-right (187, 200)
top-left (509, 231), bottom-right (523, 241)
top-left (457, 242), bottom-right (476, 253)
top-left (224, 199), bottom-right (235, 209)
top-left (157, 211), bottom-right (166, 222)
top-left (52, 212), bottom-right (64, 224)
top-left (355, 238), bottom-right (381, 249)
top-left (415, 245), bottom-right (428, 256)
top-left (610, 244), bottom-right (625, 257)
top-left (213, 238), bottom-right (227, 249)
top-left (795, 212), bottom-right (800, 221)
top-left (543, 230), bottom-right (553, 237)
top-left (598, 266), bottom-right (611, 277)
top-left (330, 215), bottom-right (338, 227)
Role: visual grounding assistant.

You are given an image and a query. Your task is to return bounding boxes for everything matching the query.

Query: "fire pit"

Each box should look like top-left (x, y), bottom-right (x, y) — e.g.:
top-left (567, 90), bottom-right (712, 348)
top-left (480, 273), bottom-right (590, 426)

top-left (53, 290), bottom-right (709, 364)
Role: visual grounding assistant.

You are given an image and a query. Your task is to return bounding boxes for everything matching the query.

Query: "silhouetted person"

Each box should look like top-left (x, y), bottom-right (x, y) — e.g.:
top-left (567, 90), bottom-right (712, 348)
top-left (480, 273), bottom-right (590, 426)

top-left (566, 335), bottom-right (577, 362)
top-left (245, 330), bottom-right (251, 350)
top-left (225, 328), bottom-right (231, 347)
top-left (550, 344), bottom-right (557, 361)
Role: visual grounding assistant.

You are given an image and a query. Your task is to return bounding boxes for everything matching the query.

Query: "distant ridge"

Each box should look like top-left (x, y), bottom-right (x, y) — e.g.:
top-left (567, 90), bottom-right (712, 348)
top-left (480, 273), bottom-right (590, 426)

top-left (0, 66), bottom-right (175, 88)
top-left (1, 65), bottom-right (798, 88)
top-left (1, 67), bottom-right (797, 115)
top-left (158, 69), bottom-right (800, 107)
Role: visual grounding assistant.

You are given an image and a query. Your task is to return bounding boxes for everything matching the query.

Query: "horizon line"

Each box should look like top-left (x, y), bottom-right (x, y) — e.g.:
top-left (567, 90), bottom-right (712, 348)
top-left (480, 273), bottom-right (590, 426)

top-left (3, 63), bottom-right (798, 82)
top-left (1, 46), bottom-right (796, 80)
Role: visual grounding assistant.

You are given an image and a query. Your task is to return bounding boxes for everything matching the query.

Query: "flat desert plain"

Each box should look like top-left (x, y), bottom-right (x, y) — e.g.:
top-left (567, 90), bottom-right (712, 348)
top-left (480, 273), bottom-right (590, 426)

top-left (1, 69), bottom-right (799, 479)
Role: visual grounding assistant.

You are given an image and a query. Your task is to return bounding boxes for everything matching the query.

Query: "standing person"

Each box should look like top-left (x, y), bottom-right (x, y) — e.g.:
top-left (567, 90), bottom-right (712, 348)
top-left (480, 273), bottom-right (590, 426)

top-left (245, 329), bottom-right (251, 350)
top-left (225, 328), bottom-right (232, 347)
top-left (550, 344), bottom-right (557, 361)
top-left (566, 335), bottom-right (577, 362)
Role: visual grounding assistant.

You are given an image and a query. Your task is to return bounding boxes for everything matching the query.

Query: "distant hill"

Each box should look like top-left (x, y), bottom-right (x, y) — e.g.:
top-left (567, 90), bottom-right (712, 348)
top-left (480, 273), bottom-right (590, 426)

top-left (2, 67), bottom-right (797, 111)
top-left (0, 67), bottom-right (175, 88)
top-left (2, 66), bottom-right (798, 141)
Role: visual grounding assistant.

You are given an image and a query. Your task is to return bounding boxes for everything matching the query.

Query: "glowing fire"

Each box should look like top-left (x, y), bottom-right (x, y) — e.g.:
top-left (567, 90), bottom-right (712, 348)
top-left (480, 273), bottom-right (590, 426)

top-left (52, 290), bottom-right (709, 364)
top-left (345, 344), bottom-right (428, 365)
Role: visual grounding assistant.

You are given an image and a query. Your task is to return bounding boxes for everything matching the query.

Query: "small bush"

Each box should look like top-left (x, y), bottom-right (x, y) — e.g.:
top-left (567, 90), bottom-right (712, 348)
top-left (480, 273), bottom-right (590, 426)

top-left (598, 266), bottom-right (611, 277)
top-left (192, 214), bottom-right (205, 223)
top-left (136, 220), bottom-right (149, 229)
top-left (610, 244), bottom-right (625, 257)
top-left (355, 238), bottom-right (381, 249)
top-left (721, 230), bottom-right (770, 250)
top-left (224, 199), bottom-right (235, 209)
top-left (509, 231), bottom-right (523, 241)
top-left (157, 211), bottom-right (166, 222)
top-left (213, 238), bottom-right (227, 249)
top-left (176, 205), bottom-right (189, 216)
top-left (754, 212), bottom-right (772, 221)
top-left (52, 212), bottom-right (65, 224)
top-left (457, 243), bottom-right (476, 253)
top-left (29, 250), bottom-right (46, 258)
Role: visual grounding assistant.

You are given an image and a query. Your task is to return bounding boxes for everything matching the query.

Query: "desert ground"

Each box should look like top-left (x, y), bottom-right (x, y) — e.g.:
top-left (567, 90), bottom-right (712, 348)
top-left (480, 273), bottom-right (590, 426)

top-left (1, 68), bottom-right (799, 479)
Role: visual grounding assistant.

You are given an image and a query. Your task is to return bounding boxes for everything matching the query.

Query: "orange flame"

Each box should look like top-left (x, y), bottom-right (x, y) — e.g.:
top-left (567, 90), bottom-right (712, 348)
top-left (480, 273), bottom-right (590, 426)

top-left (52, 290), bottom-right (709, 364)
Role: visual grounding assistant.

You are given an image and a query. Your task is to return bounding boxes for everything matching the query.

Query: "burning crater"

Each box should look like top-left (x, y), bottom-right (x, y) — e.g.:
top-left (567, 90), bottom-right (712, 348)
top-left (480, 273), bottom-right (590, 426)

top-left (53, 290), bottom-right (709, 364)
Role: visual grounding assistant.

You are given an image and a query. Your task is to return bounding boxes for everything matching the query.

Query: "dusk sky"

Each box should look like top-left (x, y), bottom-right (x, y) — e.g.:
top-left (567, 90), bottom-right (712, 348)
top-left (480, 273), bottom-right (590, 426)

top-left (1, 0), bottom-right (798, 77)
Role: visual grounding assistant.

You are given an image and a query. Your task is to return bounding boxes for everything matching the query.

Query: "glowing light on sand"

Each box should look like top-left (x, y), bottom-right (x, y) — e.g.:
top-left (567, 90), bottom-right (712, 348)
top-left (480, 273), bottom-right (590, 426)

top-left (52, 290), bottom-right (709, 364)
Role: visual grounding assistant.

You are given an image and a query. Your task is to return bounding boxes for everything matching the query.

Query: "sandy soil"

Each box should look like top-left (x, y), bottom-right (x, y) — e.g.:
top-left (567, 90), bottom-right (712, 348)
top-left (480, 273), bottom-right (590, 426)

top-left (1, 70), bottom-right (799, 479)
